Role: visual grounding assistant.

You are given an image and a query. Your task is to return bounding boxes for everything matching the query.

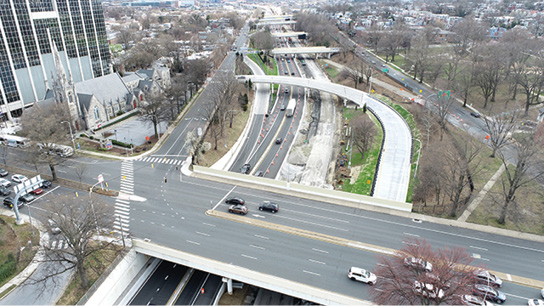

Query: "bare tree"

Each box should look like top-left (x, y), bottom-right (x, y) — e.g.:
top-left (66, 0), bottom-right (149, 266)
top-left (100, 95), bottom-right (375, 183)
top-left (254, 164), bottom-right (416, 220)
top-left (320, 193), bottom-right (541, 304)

top-left (74, 162), bottom-right (88, 184)
top-left (19, 103), bottom-right (72, 180)
top-left (482, 111), bottom-right (519, 158)
top-left (426, 92), bottom-right (455, 140)
top-left (496, 133), bottom-right (544, 224)
top-left (164, 75), bottom-right (188, 120)
top-left (138, 92), bottom-right (170, 139)
top-left (35, 194), bottom-right (119, 290)
top-left (377, 23), bottom-right (410, 62)
top-left (371, 238), bottom-right (477, 305)
top-left (186, 59), bottom-right (209, 92)
top-left (472, 45), bottom-right (502, 108)
top-left (407, 31), bottom-right (431, 83)
top-left (351, 112), bottom-right (376, 159)
top-left (338, 58), bottom-right (367, 89)
top-left (116, 29), bottom-right (135, 51)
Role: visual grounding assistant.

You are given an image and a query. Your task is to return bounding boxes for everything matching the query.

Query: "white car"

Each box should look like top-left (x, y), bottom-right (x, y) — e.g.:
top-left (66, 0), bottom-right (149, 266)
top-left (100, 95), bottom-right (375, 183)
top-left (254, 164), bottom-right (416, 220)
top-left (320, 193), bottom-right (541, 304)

top-left (404, 257), bottom-right (433, 272)
top-left (541, 288), bottom-right (544, 298)
top-left (348, 267), bottom-right (377, 285)
top-left (529, 299), bottom-right (544, 306)
top-left (462, 294), bottom-right (494, 306)
top-left (11, 174), bottom-right (27, 183)
top-left (414, 281), bottom-right (444, 299)
top-left (0, 178), bottom-right (11, 188)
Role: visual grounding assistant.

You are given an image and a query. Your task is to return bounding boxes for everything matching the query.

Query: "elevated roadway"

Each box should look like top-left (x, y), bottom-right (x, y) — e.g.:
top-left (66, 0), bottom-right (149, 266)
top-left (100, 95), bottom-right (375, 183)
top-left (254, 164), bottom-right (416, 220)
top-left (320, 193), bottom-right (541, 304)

top-left (271, 47), bottom-right (341, 58)
top-left (271, 31), bottom-right (306, 38)
top-left (238, 75), bottom-right (412, 203)
top-left (257, 20), bottom-right (296, 27)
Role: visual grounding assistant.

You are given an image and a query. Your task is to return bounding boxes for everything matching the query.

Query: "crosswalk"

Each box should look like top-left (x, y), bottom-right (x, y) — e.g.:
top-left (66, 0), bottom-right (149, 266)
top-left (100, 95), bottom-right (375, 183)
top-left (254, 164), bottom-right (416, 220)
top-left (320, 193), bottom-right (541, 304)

top-left (134, 156), bottom-right (184, 165)
top-left (48, 238), bottom-right (69, 250)
top-left (113, 160), bottom-right (133, 236)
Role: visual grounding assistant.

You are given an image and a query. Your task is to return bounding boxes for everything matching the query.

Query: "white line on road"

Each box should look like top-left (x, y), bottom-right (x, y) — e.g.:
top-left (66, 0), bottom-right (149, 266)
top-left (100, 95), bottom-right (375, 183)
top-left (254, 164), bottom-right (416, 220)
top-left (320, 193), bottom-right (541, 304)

top-left (403, 232), bottom-right (420, 237)
top-left (312, 248), bottom-right (328, 254)
top-left (202, 222), bottom-right (216, 227)
top-left (241, 254), bottom-right (257, 260)
top-left (254, 234), bottom-right (269, 240)
top-left (186, 240), bottom-right (200, 245)
top-left (196, 231), bottom-right (210, 237)
top-left (469, 246), bottom-right (488, 251)
top-left (309, 259), bottom-right (326, 265)
top-left (213, 186), bottom-right (237, 210)
top-left (275, 215), bottom-right (348, 232)
top-left (250, 245), bottom-right (265, 250)
top-left (504, 292), bottom-right (532, 300)
top-left (302, 270), bottom-right (320, 276)
top-left (402, 242), bottom-right (418, 246)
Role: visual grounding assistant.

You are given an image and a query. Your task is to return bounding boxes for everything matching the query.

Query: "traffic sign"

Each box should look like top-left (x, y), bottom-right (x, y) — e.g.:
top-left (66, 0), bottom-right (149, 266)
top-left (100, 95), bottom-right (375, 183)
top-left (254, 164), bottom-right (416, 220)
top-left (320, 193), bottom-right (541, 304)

top-left (98, 174), bottom-right (104, 183)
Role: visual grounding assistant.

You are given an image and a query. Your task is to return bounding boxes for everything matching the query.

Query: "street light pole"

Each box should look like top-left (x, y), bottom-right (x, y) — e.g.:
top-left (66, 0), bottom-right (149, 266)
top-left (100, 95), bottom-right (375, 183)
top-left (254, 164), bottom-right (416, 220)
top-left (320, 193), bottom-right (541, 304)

top-left (61, 121), bottom-right (76, 151)
top-left (412, 138), bottom-right (422, 179)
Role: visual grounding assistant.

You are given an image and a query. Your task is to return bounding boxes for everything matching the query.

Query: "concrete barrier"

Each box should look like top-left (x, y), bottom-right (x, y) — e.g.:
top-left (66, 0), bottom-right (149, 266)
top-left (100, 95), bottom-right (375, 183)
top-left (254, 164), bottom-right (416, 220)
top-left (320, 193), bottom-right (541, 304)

top-left (193, 165), bottom-right (412, 212)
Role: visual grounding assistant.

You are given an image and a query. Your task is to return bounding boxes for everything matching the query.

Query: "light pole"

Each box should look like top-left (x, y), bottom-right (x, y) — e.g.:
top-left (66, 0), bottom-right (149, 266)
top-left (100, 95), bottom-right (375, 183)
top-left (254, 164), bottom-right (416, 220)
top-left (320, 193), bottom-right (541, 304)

top-left (61, 121), bottom-right (76, 151)
top-left (412, 138), bottom-right (422, 179)
top-left (223, 110), bottom-right (238, 148)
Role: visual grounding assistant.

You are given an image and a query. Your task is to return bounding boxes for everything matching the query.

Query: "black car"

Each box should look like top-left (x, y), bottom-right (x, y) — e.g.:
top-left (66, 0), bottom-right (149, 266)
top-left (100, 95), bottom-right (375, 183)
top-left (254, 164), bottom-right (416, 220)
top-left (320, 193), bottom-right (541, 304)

top-left (41, 180), bottom-right (52, 188)
top-left (276, 137), bottom-right (282, 144)
top-left (3, 197), bottom-right (18, 208)
top-left (0, 168), bottom-right (8, 177)
top-left (259, 201), bottom-right (279, 213)
top-left (472, 284), bottom-right (506, 304)
top-left (0, 186), bottom-right (11, 196)
top-left (225, 197), bottom-right (245, 205)
top-left (470, 112), bottom-right (481, 118)
top-left (255, 171), bottom-right (264, 177)
top-left (240, 163), bottom-right (251, 174)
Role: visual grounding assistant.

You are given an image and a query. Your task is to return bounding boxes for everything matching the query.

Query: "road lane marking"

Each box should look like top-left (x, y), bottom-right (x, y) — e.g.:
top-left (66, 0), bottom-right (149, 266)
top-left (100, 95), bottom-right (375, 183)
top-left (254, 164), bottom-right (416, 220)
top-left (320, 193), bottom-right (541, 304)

top-left (275, 215), bottom-right (348, 232)
top-left (196, 232), bottom-right (210, 237)
top-left (241, 254), bottom-right (257, 260)
top-left (312, 248), bottom-right (328, 253)
top-left (250, 245), bottom-right (265, 250)
top-left (309, 259), bottom-right (325, 265)
top-left (303, 270), bottom-right (320, 276)
top-left (186, 240), bottom-right (200, 245)
top-left (202, 222), bottom-right (215, 227)
top-left (254, 234), bottom-right (269, 240)
top-left (213, 186), bottom-right (237, 210)
top-left (403, 232), bottom-right (420, 237)
top-left (470, 246), bottom-right (488, 251)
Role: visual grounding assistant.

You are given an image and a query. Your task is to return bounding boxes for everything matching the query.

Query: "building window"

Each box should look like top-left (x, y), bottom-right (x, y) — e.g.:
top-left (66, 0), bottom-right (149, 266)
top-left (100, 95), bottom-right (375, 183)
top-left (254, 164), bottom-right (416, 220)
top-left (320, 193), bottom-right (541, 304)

top-left (114, 104), bottom-right (119, 112)
top-left (107, 106), bottom-right (113, 117)
top-left (94, 106), bottom-right (99, 120)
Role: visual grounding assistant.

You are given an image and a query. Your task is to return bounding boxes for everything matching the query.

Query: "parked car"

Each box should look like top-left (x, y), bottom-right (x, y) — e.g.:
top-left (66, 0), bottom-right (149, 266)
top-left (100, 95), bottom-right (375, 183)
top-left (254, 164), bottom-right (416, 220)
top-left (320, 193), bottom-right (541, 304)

top-left (225, 197), bottom-right (245, 205)
top-left (3, 197), bottom-right (14, 208)
top-left (228, 204), bottom-right (248, 215)
top-left (240, 163), bottom-right (251, 174)
top-left (541, 288), bottom-right (544, 299)
top-left (347, 267), bottom-right (376, 285)
top-left (30, 188), bottom-right (43, 195)
top-left (473, 284), bottom-right (506, 304)
top-left (11, 174), bottom-right (27, 183)
top-left (0, 168), bottom-right (8, 177)
top-left (414, 281), bottom-right (444, 300)
top-left (461, 294), bottom-right (493, 306)
top-left (19, 193), bottom-right (35, 203)
top-left (276, 137), bottom-right (282, 144)
top-left (529, 299), bottom-right (544, 306)
top-left (473, 269), bottom-right (502, 287)
top-left (259, 201), bottom-right (279, 213)
top-left (0, 186), bottom-right (11, 196)
top-left (0, 178), bottom-right (12, 188)
top-left (48, 219), bottom-right (61, 235)
top-left (404, 257), bottom-right (433, 272)
top-left (41, 180), bottom-right (52, 188)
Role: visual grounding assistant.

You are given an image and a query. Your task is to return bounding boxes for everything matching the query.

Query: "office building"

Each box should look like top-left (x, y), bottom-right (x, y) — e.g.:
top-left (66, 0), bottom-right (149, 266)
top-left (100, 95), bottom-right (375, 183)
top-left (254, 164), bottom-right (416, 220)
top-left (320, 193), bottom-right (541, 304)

top-left (0, 0), bottom-right (112, 122)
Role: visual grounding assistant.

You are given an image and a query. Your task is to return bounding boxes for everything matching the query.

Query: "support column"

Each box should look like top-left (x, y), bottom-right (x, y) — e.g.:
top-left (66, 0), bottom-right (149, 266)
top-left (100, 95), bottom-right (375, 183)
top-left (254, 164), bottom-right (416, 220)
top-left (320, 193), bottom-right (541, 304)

top-left (227, 278), bottom-right (233, 295)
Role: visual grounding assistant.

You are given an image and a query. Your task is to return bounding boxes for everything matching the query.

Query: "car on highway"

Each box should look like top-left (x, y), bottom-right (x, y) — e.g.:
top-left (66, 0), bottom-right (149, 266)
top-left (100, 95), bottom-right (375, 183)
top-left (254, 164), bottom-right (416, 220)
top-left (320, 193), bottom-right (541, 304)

top-left (0, 186), bottom-right (11, 196)
top-left (472, 284), bottom-right (506, 304)
top-left (240, 163), bottom-right (251, 174)
top-left (228, 204), bottom-right (247, 215)
top-left (291, 72), bottom-right (295, 76)
top-left (276, 137), bottom-right (282, 144)
top-left (529, 299), bottom-right (544, 306)
top-left (414, 281), bottom-right (444, 300)
top-left (19, 193), bottom-right (35, 203)
top-left (284, 71), bottom-right (288, 75)
top-left (404, 257), bottom-right (433, 272)
top-left (0, 178), bottom-right (11, 188)
top-left (473, 269), bottom-right (502, 287)
top-left (30, 188), bottom-right (44, 195)
top-left (542, 288), bottom-right (544, 298)
top-left (0, 168), bottom-right (8, 177)
top-left (225, 197), bottom-right (245, 205)
top-left (347, 267), bottom-right (376, 285)
top-left (470, 112), bottom-right (481, 118)
top-left (461, 294), bottom-right (493, 306)
top-left (254, 171), bottom-right (263, 177)
top-left (258, 201), bottom-right (279, 213)
top-left (11, 174), bottom-right (27, 183)
top-left (41, 180), bottom-right (52, 188)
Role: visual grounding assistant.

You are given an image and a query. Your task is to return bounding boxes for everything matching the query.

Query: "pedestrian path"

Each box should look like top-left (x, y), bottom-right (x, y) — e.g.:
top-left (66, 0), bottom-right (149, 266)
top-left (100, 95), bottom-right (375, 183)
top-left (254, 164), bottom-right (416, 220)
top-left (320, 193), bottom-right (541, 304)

top-left (134, 156), bottom-right (184, 165)
top-left (114, 160), bottom-right (133, 236)
top-left (48, 238), bottom-right (69, 250)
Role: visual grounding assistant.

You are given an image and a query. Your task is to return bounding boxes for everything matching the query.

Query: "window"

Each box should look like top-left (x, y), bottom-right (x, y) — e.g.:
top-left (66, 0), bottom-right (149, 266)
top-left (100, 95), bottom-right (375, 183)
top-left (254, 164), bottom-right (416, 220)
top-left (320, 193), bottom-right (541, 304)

top-left (93, 106), bottom-right (99, 120)
top-left (114, 105), bottom-right (119, 112)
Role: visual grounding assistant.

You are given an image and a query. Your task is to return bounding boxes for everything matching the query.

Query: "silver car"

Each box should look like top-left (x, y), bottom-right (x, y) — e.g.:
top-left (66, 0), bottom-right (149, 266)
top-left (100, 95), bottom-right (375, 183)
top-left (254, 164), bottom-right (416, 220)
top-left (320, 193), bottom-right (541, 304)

top-left (0, 178), bottom-right (11, 188)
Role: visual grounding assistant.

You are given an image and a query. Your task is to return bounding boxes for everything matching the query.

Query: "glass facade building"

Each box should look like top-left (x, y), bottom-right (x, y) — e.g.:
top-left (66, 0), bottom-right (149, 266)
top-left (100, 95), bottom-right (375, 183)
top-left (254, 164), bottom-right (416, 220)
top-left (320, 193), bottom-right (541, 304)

top-left (0, 0), bottom-right (111, 120)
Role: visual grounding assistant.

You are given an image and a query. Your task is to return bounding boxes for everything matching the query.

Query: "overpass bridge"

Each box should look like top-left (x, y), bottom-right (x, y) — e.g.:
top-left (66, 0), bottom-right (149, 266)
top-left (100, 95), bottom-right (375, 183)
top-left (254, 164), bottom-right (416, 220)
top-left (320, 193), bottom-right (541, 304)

top-left (257, 20), bottom-right (296, 27)
top-left (272, 47), bottom-right (341, 58)
top-left (237, 75), bottom-right (412, 203)
top-left (271, 31), bottom-right (307, 38)
top-left (261, 15), bottom-right (293, 21)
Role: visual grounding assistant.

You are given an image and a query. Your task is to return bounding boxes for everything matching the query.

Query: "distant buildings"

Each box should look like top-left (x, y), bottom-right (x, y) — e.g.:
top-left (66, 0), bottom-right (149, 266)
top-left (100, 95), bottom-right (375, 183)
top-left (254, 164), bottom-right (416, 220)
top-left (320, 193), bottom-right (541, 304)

top-left (0, 0), bottom-right (112, 122)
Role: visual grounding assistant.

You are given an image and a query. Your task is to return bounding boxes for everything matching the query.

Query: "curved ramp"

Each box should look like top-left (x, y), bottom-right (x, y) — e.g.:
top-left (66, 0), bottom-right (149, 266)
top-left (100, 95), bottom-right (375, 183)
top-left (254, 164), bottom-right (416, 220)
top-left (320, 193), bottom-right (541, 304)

top-left (239, 75), bottom-right (412, 203)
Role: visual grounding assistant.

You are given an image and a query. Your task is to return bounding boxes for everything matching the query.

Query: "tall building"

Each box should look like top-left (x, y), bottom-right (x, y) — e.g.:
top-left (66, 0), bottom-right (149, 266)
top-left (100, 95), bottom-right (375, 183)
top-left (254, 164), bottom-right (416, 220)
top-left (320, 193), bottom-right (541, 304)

top-left (0, 0), bottom-right (112, 122)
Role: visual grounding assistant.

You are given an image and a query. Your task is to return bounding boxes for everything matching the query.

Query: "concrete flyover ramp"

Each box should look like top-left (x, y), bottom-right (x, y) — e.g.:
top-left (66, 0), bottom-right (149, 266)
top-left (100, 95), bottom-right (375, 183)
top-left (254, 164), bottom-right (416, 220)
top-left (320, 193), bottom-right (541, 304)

top-left (271, 31), bottom-right (307, 38)
top-left (271, 47), bottom-right (341, 57)
top-left (238, 75), bottom-right (412, 203)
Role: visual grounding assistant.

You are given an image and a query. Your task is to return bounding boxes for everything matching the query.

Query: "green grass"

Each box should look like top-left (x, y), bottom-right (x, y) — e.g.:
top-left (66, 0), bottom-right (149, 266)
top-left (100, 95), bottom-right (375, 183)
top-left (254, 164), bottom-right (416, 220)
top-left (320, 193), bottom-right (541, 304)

top-left (324, 66), bottom-right (339, 79)
top-left (340, 109), bottom-right (384, 196)
top-left (247, 54), bottom-right (277, 75)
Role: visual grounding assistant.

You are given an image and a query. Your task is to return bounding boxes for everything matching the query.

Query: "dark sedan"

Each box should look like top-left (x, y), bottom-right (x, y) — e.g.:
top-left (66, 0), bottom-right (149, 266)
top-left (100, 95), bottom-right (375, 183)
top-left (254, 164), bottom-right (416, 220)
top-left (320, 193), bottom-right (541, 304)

top-left (258, 201), bottom-right (279, 213)
top-left (472, 284), bottom-right (506, 304)
top-left (225, 197), bottom-right (245, 205)
top-left (41, 180), bottom-right (52, 188)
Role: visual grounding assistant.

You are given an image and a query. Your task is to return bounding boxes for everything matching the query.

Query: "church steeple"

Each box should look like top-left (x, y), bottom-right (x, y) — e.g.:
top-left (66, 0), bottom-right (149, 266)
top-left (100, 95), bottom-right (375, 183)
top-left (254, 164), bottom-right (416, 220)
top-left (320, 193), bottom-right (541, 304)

top-left (51, 42), bottom-right (81, 130)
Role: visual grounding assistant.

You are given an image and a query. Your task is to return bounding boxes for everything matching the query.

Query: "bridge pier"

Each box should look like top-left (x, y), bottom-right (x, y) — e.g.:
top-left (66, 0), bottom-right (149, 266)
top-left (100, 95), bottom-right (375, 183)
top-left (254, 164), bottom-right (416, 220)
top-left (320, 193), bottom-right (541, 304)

top-left (224, 277), bottom-right (233, 295)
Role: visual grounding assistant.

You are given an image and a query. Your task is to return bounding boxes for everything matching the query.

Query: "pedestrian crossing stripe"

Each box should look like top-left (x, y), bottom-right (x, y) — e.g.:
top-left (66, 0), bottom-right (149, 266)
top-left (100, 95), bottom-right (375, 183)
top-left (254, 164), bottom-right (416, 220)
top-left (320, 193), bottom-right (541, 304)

top-left (135, 157), bottom-right (183, 165)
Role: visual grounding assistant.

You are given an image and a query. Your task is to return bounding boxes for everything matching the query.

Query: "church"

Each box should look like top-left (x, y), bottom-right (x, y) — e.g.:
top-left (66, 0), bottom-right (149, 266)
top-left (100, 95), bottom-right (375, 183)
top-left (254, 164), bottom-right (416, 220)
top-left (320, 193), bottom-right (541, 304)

top-left (45, 44), bottom-right (170, 132)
